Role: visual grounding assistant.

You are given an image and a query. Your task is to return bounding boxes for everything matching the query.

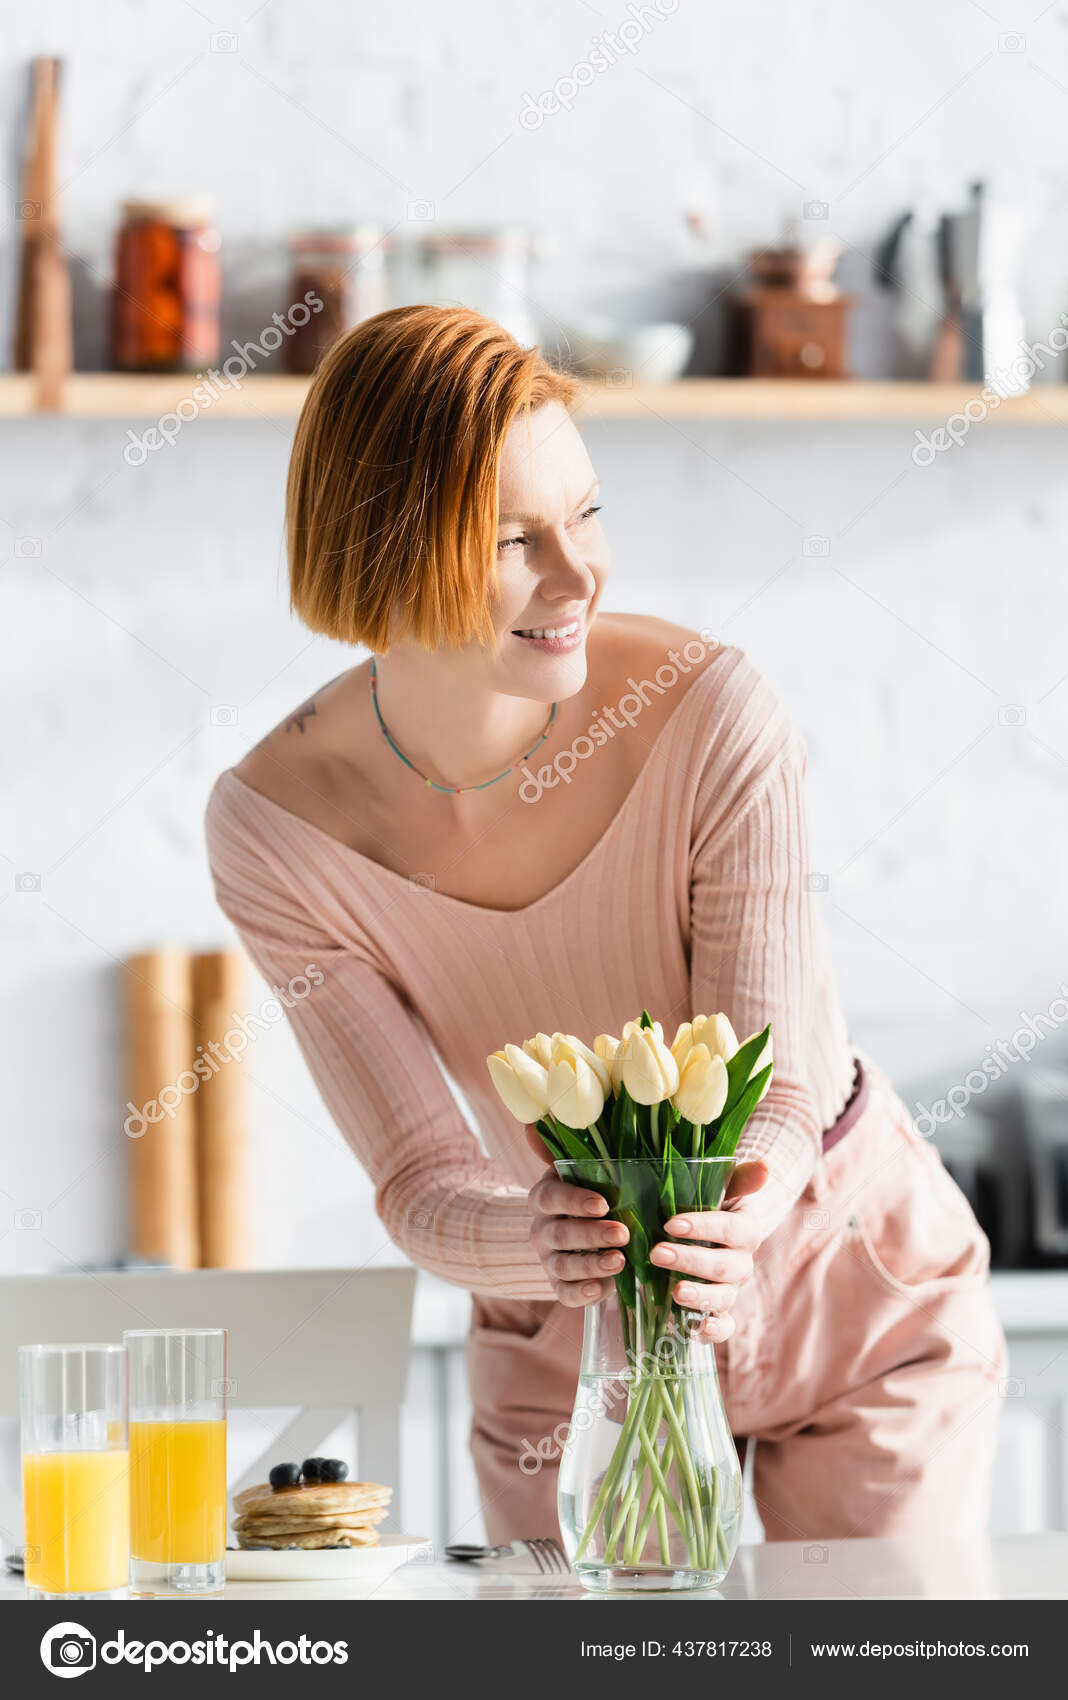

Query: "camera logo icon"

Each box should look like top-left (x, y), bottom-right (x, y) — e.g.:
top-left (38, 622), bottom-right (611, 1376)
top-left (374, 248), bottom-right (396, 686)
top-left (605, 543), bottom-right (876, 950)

top-left (40, 1622), bottom-right (96, 1677)
top-left (15, 872), bottom-right (41, 893)
top-left (407, 199), bottom-right (435, 221)
top-left (16, 537), bottom-right (42, 557)
top-left (804, 1543), bottom-right (829, 1564)
top-left (803, 200), bottom-right (829, 221)
top-left (210, 31), bottom-right (238, 51)
top-left (997, 704), bottom-right (1026, 727)
top-left (16, 200), bottom-right (41, 220)
top-left (605, 368), bottom-right (633, 389)
top-left (210, 705), bottom-right (239, 727)
top-left (803, 535), bottom-right (829, 557)
top-left (805, 871), bottom-right (830, 893)
top-left (998, 31), bottom-right (1025, 52)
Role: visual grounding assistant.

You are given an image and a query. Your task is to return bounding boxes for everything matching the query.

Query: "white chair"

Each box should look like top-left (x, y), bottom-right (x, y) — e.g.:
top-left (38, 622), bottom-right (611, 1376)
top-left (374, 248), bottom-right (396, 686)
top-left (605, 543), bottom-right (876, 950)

top-left (0, 1267), bottom-right (415, 1549)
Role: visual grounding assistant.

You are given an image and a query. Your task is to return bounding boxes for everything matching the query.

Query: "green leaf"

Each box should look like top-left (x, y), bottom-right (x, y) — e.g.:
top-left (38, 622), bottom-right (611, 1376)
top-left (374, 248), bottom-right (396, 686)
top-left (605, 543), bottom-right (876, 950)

top-left (535, 1119), bottom-right (565, 1162)
top-left (549, 1118), bottom-right (604, 1168)
top-left (721, 1024), bottom-right (771, 1117)
top-left (639, 1009), bottom-right (654, 1030)
top-left (670, 1156), bottom-right (698, 1217)
top-left (614, 1262), bottom-right (635, 1311)
top-left (708, 1063), bottom-right (773, 1162)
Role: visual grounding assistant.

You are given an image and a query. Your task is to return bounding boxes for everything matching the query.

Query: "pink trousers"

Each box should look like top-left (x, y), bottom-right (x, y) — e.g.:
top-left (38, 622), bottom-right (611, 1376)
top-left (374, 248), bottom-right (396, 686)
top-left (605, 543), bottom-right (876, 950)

top-left (465, 1056), bottom-right (1007, 1544)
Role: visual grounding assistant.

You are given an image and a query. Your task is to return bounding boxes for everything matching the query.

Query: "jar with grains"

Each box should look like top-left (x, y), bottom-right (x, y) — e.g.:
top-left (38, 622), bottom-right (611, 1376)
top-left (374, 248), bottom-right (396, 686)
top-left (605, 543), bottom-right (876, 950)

top-left (285, 227), bottom-right (389, 374)
top-left (112, 198), bottom-right (221, 373)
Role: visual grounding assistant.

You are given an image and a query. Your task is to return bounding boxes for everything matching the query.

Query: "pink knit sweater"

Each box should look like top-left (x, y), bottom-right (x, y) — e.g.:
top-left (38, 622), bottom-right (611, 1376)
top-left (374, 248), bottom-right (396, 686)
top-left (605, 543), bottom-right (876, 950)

top-left (205, 645), bottom-right (855, 1299)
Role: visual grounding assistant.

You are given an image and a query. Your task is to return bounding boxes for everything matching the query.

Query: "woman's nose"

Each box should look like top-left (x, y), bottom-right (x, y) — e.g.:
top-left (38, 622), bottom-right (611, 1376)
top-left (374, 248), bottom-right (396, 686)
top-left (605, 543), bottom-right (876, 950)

top-left (539, 530), bottom-right (598, 601)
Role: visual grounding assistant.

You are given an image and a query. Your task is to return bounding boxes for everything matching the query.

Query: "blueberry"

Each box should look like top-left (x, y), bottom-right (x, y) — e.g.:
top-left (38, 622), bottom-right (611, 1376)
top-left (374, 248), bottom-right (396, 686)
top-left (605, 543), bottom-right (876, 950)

top-left (300, 1457), bottom-right (325, 1481)
top-left (269, 1462), bottom-right (301, 1489)
top-left (318, 1458), bottom-right (349, 1482)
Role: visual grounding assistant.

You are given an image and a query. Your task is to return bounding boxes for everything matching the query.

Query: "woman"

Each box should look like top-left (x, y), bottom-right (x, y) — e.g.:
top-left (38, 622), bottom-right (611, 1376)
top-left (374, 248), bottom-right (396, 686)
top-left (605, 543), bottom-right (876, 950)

top-left (206, 305), bottom-right (1005, 1545)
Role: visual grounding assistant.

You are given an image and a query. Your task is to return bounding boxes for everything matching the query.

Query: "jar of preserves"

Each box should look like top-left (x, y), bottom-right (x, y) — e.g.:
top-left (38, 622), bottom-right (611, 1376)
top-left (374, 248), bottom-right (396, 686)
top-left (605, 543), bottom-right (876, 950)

top-left (285, 227), bottom-right (389, 374)
top-left (112, 198), bottom-right (221, 373)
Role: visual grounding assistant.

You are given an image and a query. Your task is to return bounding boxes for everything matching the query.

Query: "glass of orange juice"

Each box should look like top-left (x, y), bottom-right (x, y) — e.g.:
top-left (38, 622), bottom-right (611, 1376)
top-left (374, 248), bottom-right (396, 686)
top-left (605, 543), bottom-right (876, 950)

top-left (20, 1343), bottom-right (129, 1600)
top-left (125, 1328), bottom-right (227, 1596)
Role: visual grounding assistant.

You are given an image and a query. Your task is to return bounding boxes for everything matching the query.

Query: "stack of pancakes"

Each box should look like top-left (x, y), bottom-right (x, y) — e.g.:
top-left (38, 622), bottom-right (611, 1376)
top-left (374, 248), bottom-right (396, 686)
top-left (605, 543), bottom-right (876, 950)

top-left (232, 1478), bottom-right (392, 1549)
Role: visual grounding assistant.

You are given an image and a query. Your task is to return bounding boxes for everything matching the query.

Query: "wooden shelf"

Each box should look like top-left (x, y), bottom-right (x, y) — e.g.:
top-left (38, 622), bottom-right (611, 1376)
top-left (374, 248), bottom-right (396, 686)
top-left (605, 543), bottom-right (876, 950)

top-left (2, 373), bottom-right (1068, 423)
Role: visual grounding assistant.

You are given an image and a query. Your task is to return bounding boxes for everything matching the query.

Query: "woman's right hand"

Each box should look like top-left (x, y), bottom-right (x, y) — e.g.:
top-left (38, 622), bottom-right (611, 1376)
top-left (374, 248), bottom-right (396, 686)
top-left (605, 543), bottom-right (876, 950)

top-left (526, 1129), bottom-right (630, 1305)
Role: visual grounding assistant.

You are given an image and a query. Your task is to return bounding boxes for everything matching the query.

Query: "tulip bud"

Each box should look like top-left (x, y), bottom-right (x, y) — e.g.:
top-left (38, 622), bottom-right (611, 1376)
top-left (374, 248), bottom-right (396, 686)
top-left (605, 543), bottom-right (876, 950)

top-left (620, 1020), bottom-right (679, 1105)
top-left (594, 1033), bottom-right (626, 1092)
top-left (554, 1033), bottom-right (612, 1096)
top-left (546, 1053), bottom-right (607, 1129)
top-left (672, 1045), bottom-right (729, 1125)
top-left (522, 1031), bottom-right (554, 1070)
top-left (693, 1012), bottom-right (739, 1062)
top-left (487, 1043), bottom-right (550, 1123)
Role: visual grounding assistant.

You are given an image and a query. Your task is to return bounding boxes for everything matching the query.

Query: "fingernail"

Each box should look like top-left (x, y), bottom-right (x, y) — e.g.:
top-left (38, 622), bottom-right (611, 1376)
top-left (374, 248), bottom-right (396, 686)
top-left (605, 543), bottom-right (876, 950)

top-left (675, 1283), bottom-right (696, 1303)
top-left (652, 1246), bottom-right (676, 1266)
top-left (671, 1218), bottom-right (693, 1236)
top-left (583, 1198), bottom-right (606, 1217)
top-left (599, 1253), bottom-right (622, 1272)
top-left (583, 1281), bottom-right (601, 1298)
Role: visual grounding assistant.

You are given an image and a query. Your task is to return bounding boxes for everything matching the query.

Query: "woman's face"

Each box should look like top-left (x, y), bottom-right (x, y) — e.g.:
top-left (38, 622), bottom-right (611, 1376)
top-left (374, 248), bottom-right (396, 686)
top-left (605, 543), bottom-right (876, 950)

top-left (484, 401), bottom-right (609, 701)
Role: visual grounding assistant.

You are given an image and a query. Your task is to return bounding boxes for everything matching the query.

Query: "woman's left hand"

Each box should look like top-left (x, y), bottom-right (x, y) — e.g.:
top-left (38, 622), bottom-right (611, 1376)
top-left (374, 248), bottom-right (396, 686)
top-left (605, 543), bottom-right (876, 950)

top-left (650, 1160), bottom-right (769, 1343)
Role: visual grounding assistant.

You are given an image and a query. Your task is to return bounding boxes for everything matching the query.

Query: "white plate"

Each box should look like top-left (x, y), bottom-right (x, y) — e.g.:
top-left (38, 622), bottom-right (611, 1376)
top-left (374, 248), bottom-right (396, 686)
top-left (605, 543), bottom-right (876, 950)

top-left (225, 1533), bottom-right (431, 1585)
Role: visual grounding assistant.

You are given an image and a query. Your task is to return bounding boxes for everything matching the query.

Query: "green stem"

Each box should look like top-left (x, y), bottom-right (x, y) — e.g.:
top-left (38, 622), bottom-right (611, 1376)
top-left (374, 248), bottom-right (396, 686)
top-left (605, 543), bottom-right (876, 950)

top-left (574, 1373), bottom-right (652, 1562)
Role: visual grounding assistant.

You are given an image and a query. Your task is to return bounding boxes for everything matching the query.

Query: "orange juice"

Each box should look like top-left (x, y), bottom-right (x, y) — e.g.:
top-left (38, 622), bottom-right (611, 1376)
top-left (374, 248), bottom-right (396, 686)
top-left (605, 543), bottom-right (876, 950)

top-left (23, 1450), bottom-right (129, 1595)
top-left (129, 1419), bottom-right (226, 1564)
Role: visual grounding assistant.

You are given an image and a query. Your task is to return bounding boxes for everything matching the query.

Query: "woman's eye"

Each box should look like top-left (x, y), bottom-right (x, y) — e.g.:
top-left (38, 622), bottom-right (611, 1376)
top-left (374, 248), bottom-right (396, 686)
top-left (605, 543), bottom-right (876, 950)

top-left (575, 504), bottom-right (602, 525)
top-left (496, 535), bottom-right (526, 553)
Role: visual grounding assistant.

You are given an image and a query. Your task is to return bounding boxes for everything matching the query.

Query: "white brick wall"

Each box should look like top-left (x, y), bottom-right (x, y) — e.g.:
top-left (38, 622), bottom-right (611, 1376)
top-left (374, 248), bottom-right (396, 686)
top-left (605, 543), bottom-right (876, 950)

top-left (3, 3), bottom-right (1068, 1274)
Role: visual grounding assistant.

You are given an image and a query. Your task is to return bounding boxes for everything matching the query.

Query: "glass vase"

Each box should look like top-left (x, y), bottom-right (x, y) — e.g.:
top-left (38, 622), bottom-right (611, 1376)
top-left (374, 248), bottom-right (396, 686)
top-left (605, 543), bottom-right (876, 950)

top-left (555, 1157), bottom-right (743, 1593)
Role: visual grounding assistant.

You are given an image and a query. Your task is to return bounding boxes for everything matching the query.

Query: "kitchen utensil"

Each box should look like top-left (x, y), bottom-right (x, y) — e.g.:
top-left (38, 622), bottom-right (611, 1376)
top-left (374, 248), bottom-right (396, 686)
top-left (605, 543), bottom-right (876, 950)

top-left (125, 949), bottom-right (199, 1268)
top-left (126, 1327), bottom-right (227, 1596)
top-left (193, 952), bottom-right (251, 1268)
top-left (225, 1533), bottom-right (430, 1584)
top-left (14, 56), bottom-right (72, 408)
top-left (445, 1537), bottom-right (569, 1575)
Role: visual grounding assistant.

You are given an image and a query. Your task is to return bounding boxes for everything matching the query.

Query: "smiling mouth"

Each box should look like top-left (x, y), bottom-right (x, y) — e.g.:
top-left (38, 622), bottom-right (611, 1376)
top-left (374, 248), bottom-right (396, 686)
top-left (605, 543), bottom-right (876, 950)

top-left (512, 619), bottom-right (583, 641)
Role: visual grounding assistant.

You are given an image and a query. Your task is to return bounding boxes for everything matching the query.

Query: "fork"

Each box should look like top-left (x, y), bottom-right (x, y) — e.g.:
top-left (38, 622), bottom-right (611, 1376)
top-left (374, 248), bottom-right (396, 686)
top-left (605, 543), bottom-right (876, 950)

top-left (444, 1536), bottom-right (569, 1575)
top-left (521, 1537), bottom-right (569, 1575)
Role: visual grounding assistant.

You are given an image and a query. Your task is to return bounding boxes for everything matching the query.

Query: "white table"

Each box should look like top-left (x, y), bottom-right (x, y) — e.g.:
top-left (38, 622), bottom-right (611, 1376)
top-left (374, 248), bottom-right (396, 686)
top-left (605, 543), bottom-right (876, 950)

top-left (3, 1534), bottom-right (1065, 1602)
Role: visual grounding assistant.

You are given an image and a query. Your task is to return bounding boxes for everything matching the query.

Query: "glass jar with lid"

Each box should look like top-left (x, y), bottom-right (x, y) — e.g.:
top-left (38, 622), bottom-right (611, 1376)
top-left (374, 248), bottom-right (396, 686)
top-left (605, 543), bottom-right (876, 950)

top-left (418, 227), bottom-right (536, 346)
top-left (285, 226), bottom-right (390, 374)
top-left (111, 198), bottom-right (221, 373)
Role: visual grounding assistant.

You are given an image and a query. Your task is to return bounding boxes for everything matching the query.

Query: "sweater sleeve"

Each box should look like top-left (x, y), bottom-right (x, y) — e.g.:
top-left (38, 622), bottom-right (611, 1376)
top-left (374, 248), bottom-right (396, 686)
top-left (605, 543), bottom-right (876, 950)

top-left (205, 784), bottom-right (554, 1299)
top-left (688, 666), bottom-right (826, 1233)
